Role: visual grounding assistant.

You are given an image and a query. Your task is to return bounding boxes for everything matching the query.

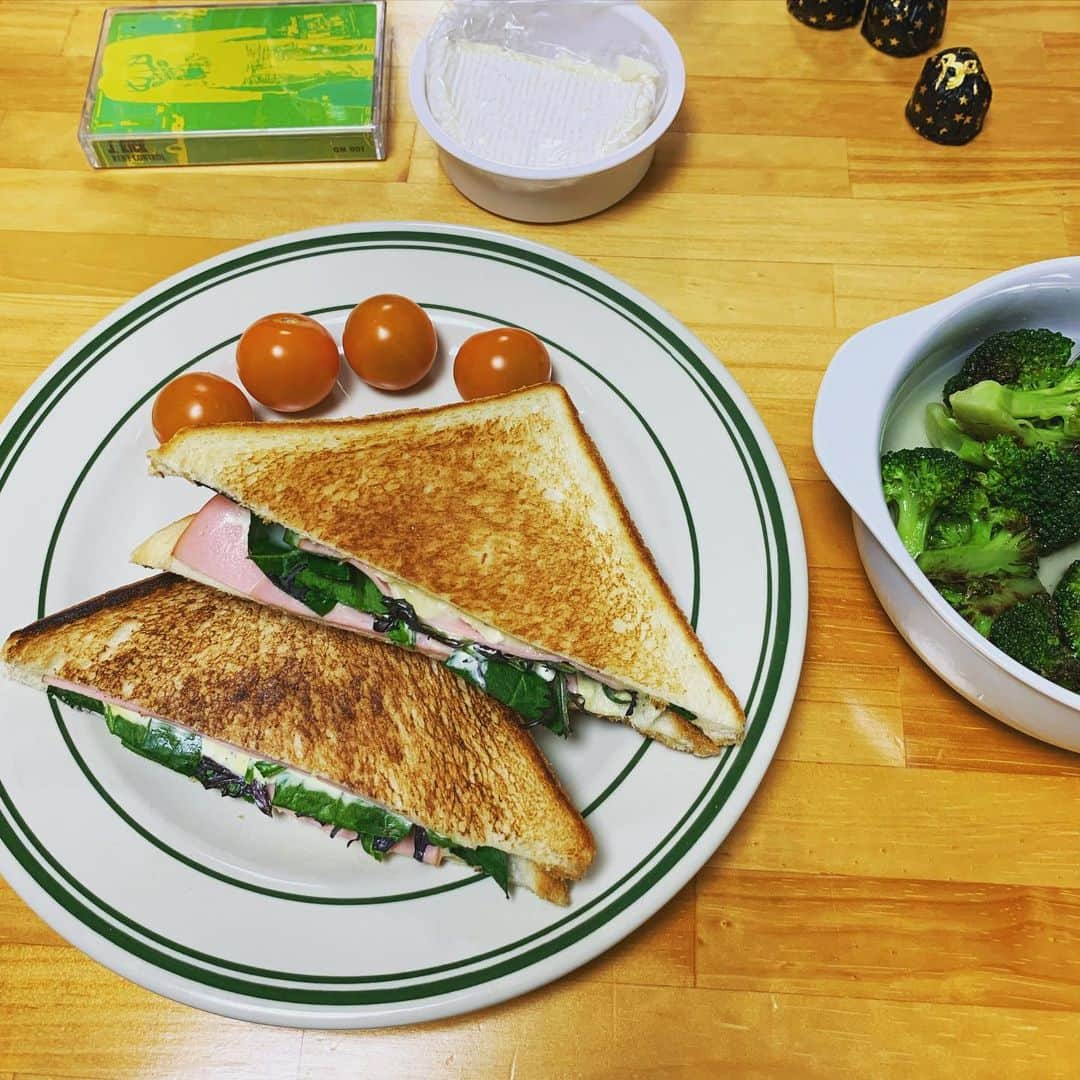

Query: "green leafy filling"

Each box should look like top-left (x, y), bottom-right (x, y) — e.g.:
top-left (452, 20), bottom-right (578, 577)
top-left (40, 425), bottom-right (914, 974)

top-left (247, 516), bottom-right (413, 643)
top-left (446, 647), bottom-right (572, 736)
top-left (48, 688), bottom-right (511, 890)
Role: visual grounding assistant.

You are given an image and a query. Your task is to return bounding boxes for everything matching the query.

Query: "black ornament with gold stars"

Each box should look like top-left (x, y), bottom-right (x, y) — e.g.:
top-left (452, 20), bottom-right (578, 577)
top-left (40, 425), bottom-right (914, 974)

top-left (862, 0), bottom-right (946, 57)
top-left (906, 47), bottom-right (991, 145)
top-left (787, 0), bottom-right (867, 31)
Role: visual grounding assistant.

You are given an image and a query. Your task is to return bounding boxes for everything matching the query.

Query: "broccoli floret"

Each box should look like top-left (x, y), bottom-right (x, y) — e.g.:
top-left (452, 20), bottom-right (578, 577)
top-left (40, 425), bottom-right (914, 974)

top-left (881, 447), bottom-right (971, 558)
top-left (1052, 561), bottom-right (1080, 659)
top-left (988, 594), bottom-right (1080, 692)
top-left (937, 576), bottom-right (1048, 637)
top-left (943, 328), bottom-right (1075, 403)
top-left (918, 525), bottom-right (1038, 582)
top-left (925, 403), bottom-right (992, 466)
top-left (949, 368), bottom-right (1080, 447)
top-left (978, 437), bottom-right (1080, 553)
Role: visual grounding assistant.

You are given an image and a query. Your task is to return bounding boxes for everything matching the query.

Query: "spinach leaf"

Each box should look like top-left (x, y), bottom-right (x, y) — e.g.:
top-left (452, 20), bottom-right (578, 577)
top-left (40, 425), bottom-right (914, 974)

top-left (445, 647), bottom-right (571, 736)
top-left (668, 704), bottom-right (697, 722)
top-left (451, 845), bottom-right (511, 897)
top-left (103, 706), bottom-right (202, 776)
top-left (47, 687), bottom-right (105, 714)
top-left (602, 685), bottom-right (635, 706)
top-left (270, 773), bottom-right (412, 860)
top-left (247, 515), bottom-right (400, 624)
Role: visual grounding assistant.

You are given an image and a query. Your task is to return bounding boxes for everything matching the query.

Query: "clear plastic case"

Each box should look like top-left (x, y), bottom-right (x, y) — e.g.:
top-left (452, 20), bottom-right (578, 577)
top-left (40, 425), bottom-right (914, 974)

top-left (79, 1), bottom-right (388, 169)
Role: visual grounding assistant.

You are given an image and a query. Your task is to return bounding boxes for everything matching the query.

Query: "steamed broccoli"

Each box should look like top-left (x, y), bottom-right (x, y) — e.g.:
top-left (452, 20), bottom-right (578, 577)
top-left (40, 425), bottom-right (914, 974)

top-left (925, 403), bottom-right (992, 466)
top-left (1052, 560), bottom-right (1080, 659)
top-left (949, 367), bottom-right (1080, 447)
top-left (943, 328), bottom-right (1080, 447)
top-left (880, 447), bottom-right (971, 558)
top-left (937, 576), bottom-right (1048, 637)
top-left (988, 594), bottom-right (1080, 692)
top-left (978, 437), bottom-right (1080, 553)
top-left (943, 329), bottom-right (1075, 403)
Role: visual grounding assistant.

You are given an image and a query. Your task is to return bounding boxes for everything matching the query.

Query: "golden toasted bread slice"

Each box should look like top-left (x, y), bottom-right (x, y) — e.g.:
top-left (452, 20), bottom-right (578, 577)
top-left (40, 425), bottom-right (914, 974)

top-left (144, 385), bottom-right (745, 750)
top-left (2, 575), bottom-right (594, 902)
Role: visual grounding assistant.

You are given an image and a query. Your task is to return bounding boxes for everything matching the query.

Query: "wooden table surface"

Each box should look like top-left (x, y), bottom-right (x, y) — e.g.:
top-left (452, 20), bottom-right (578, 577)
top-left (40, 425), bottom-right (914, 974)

top-left (2, 1), bottom-right (1080, 1075)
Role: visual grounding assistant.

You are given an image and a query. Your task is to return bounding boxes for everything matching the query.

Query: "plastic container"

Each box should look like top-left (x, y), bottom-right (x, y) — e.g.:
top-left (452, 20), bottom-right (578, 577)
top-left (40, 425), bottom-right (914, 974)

top-left (409, 3), bottom-right (685, 223)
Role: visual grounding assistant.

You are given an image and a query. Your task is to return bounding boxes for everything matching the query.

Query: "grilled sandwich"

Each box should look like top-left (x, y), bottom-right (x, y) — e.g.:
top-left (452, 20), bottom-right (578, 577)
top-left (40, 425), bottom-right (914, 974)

top-left (135, 384), bottom-right (744, 755)
top-left (2, 575), bottom-right (595, 904)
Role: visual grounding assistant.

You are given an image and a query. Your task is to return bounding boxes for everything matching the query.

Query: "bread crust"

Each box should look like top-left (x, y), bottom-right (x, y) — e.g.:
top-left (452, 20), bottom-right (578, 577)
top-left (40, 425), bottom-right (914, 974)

top-left (147, 384), bottom-right (744, 746)
top-left (3, 575), bottom-right (595, 889)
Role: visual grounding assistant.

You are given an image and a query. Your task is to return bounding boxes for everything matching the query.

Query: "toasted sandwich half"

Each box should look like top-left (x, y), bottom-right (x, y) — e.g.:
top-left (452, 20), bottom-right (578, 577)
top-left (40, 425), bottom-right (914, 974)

top-left (2, 575), bottom-right (595, 904)
top-left (136, 384), bottom-right (744, 756)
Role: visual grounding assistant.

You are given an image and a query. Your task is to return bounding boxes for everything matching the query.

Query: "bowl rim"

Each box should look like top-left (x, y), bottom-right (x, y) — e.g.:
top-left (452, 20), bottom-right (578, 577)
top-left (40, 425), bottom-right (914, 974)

top-left (813, 256), bottom-right (1080, 716)
top-left (407, 3), bottom-right (687, 182)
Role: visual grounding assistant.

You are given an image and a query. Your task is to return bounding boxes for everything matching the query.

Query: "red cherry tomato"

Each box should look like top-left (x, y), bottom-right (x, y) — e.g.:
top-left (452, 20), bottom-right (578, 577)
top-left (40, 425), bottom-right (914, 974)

top-left (152, 372), bottom-right (253, 443)
top-left (342, 294), bottom-right (437, 391)
top-left (236, 313), bottom-right (340, 412)
top-left (453, 327), bottom-right (551, 401)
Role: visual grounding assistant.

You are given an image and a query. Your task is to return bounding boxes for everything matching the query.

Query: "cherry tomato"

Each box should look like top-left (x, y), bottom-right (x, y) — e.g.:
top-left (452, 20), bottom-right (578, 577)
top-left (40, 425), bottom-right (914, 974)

top-left (342, 294), bottom-right (437, 391)
top-left (152, 372), bottom-right (253, 443)
top-left (453, 327), bottom-right (551, 401)
top-left (236, 313), bottom-right (340, 412)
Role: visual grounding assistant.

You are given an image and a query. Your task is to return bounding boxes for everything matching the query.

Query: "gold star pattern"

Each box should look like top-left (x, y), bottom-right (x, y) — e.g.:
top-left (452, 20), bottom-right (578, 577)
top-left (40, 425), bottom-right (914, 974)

top-left (808, 14), bottom-right (818, 22)
top-left (919, 84), bottom-right (928, 95)
top-left (959, 95), bottom-right (969, 105)
top-left (914, 18), bottom-right (924, 29)
top-left (825, 12), bottom-right (836, 21)
top-left (889, 37), bottom-right (900, 46)
top-left (874, 37), bottom-right (884, 47)
top-left (913, 103), bottom-right (922, 113)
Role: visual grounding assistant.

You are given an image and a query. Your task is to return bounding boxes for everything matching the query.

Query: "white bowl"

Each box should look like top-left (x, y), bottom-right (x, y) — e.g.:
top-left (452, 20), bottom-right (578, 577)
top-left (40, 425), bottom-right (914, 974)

top-left (813, 258), bottom-right (1080, 751)
top-left (408, 5), bottom-right (686, 223)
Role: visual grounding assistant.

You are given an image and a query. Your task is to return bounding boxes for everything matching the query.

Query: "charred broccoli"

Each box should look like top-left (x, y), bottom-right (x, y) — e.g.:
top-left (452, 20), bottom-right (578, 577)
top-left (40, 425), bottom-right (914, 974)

top-left (1052, 560), bottom-right (1080, 659)
top-left (943, 329), bottom-right (1075, 403)
top-left (945, 328), bottom-right (1079, 447)
top-left (880, 447), bottom-right (971, 558)
top-left (987, 594), bottom-right (1080, 692)
top-left (936, 576), bottom-right (1047, 638)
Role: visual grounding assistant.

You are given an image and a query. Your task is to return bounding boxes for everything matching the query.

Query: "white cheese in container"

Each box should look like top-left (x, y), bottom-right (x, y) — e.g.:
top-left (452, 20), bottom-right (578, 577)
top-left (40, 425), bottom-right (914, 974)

top-left (427, 40), bottom-right (661, 170)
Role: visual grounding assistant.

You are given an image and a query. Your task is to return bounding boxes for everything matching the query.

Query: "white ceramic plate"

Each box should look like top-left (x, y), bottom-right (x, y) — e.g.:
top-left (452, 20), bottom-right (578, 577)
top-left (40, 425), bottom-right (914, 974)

top-left (0, 223), bottom-right (807, 1028)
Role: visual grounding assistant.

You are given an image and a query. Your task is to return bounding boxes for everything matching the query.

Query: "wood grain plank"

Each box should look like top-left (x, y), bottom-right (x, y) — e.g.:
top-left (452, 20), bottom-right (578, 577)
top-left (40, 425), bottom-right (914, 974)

top-left (776, 660), bottom-right (905, 768)
top-left (717, 757), bottom-right (1080, 888)
top-left (900, 653), bottom-right (1080, 778)
top-left (0, 231), bottom-right (235, 299)
top-left (833, 265), bottom-right (993, 328)
top-left (577, 882), bottom-right (695, 988)
top-left (297, 980), bottom-right (613, 1080)
top-left (1065, 207), bottom-right (1080, 251)
top-left (0, 945), bottom-right (302, 1079)
top-left (674, 23), bottom-right (1050, 87)
top-left (681, 78), bottom-right (1080, 146)
top-left (0, 884), bottom-right (64, 947)
top-left (0, 170), bottom-right (1064, 270)
top-left (0, 3), bottom-right (74, 55)
top-left (611, 985), bottom-right (1080, 1078)
top-left (849, 138), bottom-right (1080, 206)
top-left (696, 867), bottom-right (1080, 1010)
top-left (1044, 33), bottom-right (1080, 87)
top-left (585, 256), bottom-right (836, 328)
top-left (0, 292), bottom-right (119, 410)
